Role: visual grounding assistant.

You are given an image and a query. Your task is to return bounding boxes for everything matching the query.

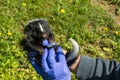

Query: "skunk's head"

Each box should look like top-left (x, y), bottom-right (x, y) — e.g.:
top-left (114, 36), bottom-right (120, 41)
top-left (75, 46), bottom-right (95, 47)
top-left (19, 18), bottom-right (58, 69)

top-left (24, 19), bottom-right (54, 42)
top-left (21, 19), bottom-right (54, 52)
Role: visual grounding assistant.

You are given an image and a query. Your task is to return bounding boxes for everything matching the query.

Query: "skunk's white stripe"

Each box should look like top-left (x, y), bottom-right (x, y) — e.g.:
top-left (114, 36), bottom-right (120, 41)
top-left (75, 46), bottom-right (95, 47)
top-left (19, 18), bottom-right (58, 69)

top-left (38, 23), bottom-right (44, 32)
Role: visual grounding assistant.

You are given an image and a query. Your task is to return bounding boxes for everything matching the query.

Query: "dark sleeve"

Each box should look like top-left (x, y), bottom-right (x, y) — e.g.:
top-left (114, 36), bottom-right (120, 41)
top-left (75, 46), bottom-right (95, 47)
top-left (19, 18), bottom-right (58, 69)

top-left (76, 55), bottom-right (120, 80)
top-left (28, 52), bottom-right (43, 75)
top-left (28, 56), bottom-right (43, 75)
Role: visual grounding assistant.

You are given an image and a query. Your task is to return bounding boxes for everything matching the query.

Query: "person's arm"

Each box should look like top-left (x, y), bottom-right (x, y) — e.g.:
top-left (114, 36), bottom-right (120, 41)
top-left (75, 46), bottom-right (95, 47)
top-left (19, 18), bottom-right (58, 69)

top-left (75, 55), bottom-right (120, 80)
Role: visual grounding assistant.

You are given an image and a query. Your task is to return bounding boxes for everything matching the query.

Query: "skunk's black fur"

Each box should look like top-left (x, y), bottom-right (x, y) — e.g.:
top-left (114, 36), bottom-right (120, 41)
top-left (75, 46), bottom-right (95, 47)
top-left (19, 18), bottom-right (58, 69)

top-left (20, 19), bottom-right (54, 53)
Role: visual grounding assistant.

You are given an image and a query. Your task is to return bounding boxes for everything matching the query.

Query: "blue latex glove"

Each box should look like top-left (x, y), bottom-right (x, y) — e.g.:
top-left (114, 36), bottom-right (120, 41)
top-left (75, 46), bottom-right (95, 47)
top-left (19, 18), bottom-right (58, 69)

top-left (28, 40), bottom-right (71, 80)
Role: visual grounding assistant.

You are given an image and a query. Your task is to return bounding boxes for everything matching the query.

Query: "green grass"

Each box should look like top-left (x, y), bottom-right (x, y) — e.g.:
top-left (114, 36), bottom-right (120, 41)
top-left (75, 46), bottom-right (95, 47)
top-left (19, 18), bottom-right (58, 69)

top-left (105, 0), bottom-right (120, 15)
top-left (0, 0), bottom-right (120, 80)
top-left (106, 0), bottom-right (120, 5)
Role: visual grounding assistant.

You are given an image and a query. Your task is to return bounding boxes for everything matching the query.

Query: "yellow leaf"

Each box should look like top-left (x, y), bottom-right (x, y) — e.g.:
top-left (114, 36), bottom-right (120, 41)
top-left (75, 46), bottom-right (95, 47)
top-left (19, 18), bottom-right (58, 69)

top-left (7, 32), bottom-right (12, 36)
top-left (103, 47), bottom-right (111, 52)
top-left (60, 9), bottom-right (65, 13)
top-left (103, 27), bottom-right (108, 31)
top-left (0, 32), bottom-right (1, 36)
top-left (99, 53), bottom-right (105, 58)
top-left (114, 31), bottom-right (119, 35)
top-left (22, 2), bottom-right (26, 7)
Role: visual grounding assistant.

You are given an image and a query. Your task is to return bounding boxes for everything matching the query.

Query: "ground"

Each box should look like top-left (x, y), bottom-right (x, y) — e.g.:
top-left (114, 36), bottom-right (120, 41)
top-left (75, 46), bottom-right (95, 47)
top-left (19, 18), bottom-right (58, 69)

top-left (91, 0), bottom-right (120, 26)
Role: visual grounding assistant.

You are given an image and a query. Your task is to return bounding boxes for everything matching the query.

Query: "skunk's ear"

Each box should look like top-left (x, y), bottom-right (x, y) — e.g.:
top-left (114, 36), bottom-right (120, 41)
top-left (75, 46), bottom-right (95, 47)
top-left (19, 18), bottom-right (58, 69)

top-left (48, 33), bottom-right (54, 43)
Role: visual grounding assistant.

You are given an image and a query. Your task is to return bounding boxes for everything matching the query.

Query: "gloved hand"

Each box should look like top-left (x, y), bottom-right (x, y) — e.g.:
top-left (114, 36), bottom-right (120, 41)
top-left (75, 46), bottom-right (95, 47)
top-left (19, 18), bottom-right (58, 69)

top-left (28, 40), bottom-right (71, 80)
top-left (40, 40), bottom-right (71, 80)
